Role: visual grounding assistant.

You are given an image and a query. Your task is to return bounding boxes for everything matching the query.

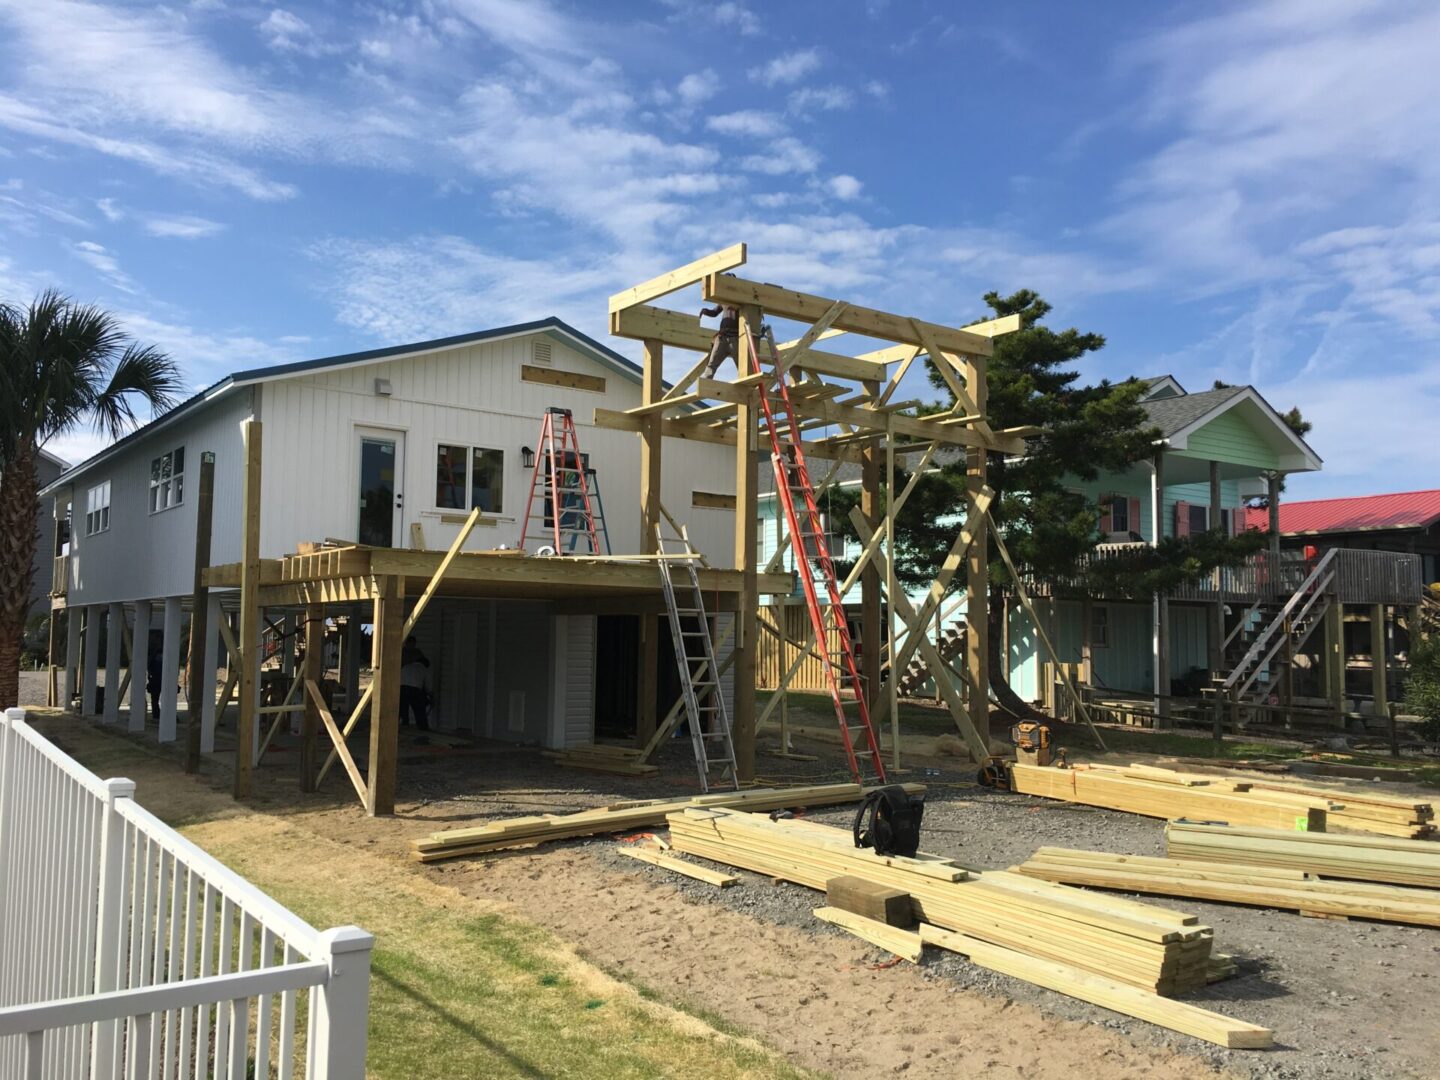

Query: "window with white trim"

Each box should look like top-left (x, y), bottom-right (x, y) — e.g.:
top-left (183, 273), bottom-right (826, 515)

top-left (149, 447), bottom-right (184, 513)
top-left (1108, 494), bottom-right (1129, 534)
top-left (85, 481), bottom-right (111, 536)
top-left (1091, 605), bottom-right (1109, 648)
top-left (435, 444), bottom-right (504, 513)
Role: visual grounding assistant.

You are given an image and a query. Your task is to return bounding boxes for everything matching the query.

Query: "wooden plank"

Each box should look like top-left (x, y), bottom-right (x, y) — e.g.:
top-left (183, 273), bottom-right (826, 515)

top-left (826, 876), bottom-right (912, 927)
top-left (299, 604), bottom-right (322, 792)
top-left (521, 363), bottom-right (605, 393)
top-left (234, 420), bottom-right (262, 800)
top-left (367, 574), bottom-right (404, 816)
top-left (617, 846), bottom-right (739, 887)
top-left (409, 522), bottom-right (425, 549)
top-left (1166, 821), bottom-right (1440, 888)
top-left (917, 925), bottom-right (1272, 1049)
top-left (608, 242), bottom-right (746, 312)
top-left (691, 490), bottom-right (737, 510)
top-left (814, 907), bottom-right (924, 963)
top-left (627, 392), bottom-right (700, 416)
top-left (703, 273), bottom-right (995, 357)
top-left (306, 679), bottom-right (367, 811)
top-left (184, 450), bottom-right (215, 774)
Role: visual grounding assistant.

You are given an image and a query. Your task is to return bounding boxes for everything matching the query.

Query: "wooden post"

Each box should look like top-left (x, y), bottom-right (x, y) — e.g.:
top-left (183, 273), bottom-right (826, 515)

top-left (234, 419), bottom-right (262, 799)
top-left (103, 603), bottom-right (123, 724)
top-left (1370, 603), bottom-right (1394, 756)
top-left (1267, 472), bottom-right (1283, 563)
top-left (81, 605), bottom-right (100, 716)
top-left (63, 605), bottom-right (80, 709)
top-left (963, 355), bottom-right (989, 742)
top-left (885, 416), bottom-right (900, 771)
top-left (128, 601), bottom-right (150, 731)
top-left (367, 575), bottom-right (404, 815)
top-left (637, 338), bottom-right (663, 746)
top-left (200, 595), bottom-right (221, 753)
top-left (860, 380), bottom-right (882, 714)
top-left (1208, 460), bottom-right (1225, 683)
top-left (1080, 597), bottom-right (1094, 687)
top-left (46, 606), bottom-right (59, 708)
top-left (1324, 600), bottom-right (1345, 727)
top-left (1151, 452), bottom-right (1170, 725)
top-left (301, 603), bottom-right (323, 791)
top-left (184, 451), bottom-right (215, 772)
top-left (731, 304), bottom-right (761, 780)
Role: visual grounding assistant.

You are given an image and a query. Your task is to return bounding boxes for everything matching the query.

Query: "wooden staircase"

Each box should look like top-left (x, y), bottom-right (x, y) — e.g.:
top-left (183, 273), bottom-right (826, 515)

top-left (896, 621), bottom-right (967, 697)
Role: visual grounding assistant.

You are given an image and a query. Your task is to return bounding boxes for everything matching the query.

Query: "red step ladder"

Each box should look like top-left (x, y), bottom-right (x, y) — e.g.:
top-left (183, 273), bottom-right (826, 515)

top-left (520, 407), bottom-right (604, 555)
top-left (743, 325), bottom-right (887, 784)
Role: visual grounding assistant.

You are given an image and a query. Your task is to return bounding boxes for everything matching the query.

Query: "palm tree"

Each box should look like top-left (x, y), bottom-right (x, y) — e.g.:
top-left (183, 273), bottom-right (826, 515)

top-left (0, 291), bottom-right (182, 708)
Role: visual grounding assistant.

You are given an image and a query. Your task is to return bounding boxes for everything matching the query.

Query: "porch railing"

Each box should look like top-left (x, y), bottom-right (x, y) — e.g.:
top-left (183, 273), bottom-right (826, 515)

top-left (0, 708), bottom-right (373, 1079)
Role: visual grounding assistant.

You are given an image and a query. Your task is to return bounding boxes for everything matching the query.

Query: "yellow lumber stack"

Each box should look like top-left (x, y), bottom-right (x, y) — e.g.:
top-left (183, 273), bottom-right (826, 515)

top-left (411, 782), bottom-right (923, 862)
top-left (1166, 821), bottom-right (1440, 888)
top-left (667, 806), bottom-right (1216, 994)
top-left (1016, 847), bottom-right (1440, 928)
top-left (1009, 763), bottom-right (1326, 831)
top-left (541, 744), bottom-right (659, 776)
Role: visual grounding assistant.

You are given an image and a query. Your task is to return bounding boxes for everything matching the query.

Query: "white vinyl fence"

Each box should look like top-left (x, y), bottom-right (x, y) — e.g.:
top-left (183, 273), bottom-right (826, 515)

top-left (0, 708), bottom-right (372, 1079)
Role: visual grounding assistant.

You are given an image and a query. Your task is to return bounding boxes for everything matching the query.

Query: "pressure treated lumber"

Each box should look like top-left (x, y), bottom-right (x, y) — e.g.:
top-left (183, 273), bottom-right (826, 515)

top-left (1016, 847), bottom-right (1440, 928)
top-left (411, 782), bottom-right (923, 862)
top-left (917, 925), bottom-right (1272, 1050)
top-left (1166, 821), bottom-right (1440, 888)
top-left (667, 807), bottom-right (1216, 994)
top-left (826, 876), bottom-right (912, 927)
top-left (814, 907), bottom-right (924, 963)
top-left (617, 846), bottom-right (739, 887)
top-left (1010, 764), bottom-right (1326, 831)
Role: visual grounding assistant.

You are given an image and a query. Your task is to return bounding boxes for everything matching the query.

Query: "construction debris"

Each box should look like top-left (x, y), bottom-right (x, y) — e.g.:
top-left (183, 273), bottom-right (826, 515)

top-left (617, 845), bottom-right (739, 887)
top-left (542, 744), bottom-right (659, 776)
top-left (1166, 821), bottom-right (1440, 889)
top-left (410, 782), bottom-right (924, 862)
top-left (1015, 847), bottom-right (1440, 928)
top-left (1008, 763), bottom-right (1326, 830)
top-left (814, 906), bottom-right (924, 963)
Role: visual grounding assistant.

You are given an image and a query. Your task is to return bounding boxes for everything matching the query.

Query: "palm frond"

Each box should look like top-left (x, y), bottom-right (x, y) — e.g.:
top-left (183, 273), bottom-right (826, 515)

top-left (88, 344), bottom-right (183, 440)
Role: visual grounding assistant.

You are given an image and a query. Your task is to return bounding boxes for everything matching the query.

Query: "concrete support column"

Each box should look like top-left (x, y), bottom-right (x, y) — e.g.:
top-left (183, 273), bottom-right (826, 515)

top-left (201, 595), bottom-right (222, 753)
top-left (81, 606), bottom-right (101, 716)
top-left (129, 601), bottom-right (151, 731)
top-left (63, 607), bottom-right (81, 708)
top-left (159, 597), bottom-right (183, 742)
top-left (103, 602), bottom-right (124, 724)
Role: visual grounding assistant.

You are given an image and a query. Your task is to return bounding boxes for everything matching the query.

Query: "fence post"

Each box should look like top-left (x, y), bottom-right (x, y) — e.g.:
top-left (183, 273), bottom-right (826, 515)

top-left (0, 709), bottom-right (21, 1007)
top-left (310, 925), bottom-right (374, 1080)
top-left (90, 774), bottom-right (136, 1078)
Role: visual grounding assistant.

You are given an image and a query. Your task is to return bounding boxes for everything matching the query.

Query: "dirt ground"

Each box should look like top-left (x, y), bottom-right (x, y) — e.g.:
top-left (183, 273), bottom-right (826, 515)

top-left (18, 673), bottom-right (1439, 1079)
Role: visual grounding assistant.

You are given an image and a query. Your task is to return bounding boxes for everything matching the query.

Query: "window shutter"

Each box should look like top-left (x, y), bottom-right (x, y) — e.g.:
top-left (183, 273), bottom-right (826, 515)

top-left (1228, 507), bottom-right (1239, 536)
top-left (1128, 497), bottom-right (1142, 539)
top-left (1175, 500), bottom-right (1190, 537)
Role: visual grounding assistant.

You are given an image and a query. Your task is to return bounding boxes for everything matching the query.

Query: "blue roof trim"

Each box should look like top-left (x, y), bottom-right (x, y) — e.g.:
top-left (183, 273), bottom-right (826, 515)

top-left (42, 316), bottom-right (644, 495)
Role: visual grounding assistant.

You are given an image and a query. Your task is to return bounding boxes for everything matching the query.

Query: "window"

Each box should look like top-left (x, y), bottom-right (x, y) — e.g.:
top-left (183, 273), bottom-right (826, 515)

top-left (1107, 494), bottom-right (1129, 534)
top-left (1187, 504), bottom-right (1209, 534)
top-left (85, 482), bottom-right (111, 536)
top-left (1091, 606), bottom-right (1109, 649)
top-left (435, 444), bottom-right (504, 513)
top-left (149, 447), bottom-right (184, 513)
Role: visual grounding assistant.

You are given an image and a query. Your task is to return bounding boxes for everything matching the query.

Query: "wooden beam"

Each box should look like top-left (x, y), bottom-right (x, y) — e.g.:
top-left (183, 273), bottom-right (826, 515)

top-left (638, 338), bottom-right (664, 748)
top-left (627, 392), bottom-right (701, 416)
top-left (367, 574), bottom-right (404, 816)
top-left (184, 451), bottom-right (215, 774)
top-left (300, 603), bottom-right (322, 792)
top-left (732, 305), bottom-right (760, 781)
top-left (608, 242), bottom-right (746, 313)
top-left (617, 846), bottom-right (740, 887)
top-left (234, 420), bottom-right (262, 800)
top-left (594, 406), bottom-right (864, 461)
top-left (308, 678), bottom-right (367, 810)
top-left (703, 274), bottom-right (994, 357)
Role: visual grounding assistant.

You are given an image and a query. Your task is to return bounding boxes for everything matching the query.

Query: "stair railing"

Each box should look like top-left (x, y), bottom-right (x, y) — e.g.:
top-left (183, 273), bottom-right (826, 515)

top-left (1223, 548), bottom-right (1338, 699)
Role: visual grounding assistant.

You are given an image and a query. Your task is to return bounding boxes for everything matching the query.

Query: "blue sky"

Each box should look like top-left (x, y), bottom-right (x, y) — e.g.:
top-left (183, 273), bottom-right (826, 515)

top-left (2, 0), bottom-right (1437, 499)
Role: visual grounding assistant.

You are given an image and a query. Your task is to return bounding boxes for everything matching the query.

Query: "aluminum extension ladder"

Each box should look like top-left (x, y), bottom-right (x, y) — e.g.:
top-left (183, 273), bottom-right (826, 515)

top-left (656, 525), bottom-right (740, 792)
top-left (745, 323), bottom-right (887, 784)
top-left (519, 407), bottom-right (604, 555)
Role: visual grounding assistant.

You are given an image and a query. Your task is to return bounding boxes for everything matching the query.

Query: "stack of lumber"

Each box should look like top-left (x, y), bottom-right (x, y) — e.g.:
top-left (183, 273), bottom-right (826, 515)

top-left (541, 744), bottom-right (659, 776)
top-left (667, 806), bottom-right (1217, 994)
top-left (1016, 847), bottom-right (1440, 928)
top-left (1167, 821), bottom-right (1440, 888)
top-left (1111, 762), bottom-right (1435, 839)
top-left (411, 782), bottom-right (922, 862)
top-left (1009, 763), bottom-right (1326, 831)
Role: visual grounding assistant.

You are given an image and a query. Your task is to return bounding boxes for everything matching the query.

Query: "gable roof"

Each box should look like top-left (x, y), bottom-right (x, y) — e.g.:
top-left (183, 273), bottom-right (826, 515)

top-left (42, 317), bottom-right (640, 495)
top-left (1140, 384), bottom-right (1247, 435)
top-left (1242, 489), bottom-right (1440, 535)
top-left (1142, 383), bottom-right (1322, 472)
top-left (1140, 374), bottom-right (1186, 399)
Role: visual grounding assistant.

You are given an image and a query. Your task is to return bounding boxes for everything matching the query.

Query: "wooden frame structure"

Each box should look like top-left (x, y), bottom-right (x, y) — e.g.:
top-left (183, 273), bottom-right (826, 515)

top-left (604, 244), bottom-right (1030, 771)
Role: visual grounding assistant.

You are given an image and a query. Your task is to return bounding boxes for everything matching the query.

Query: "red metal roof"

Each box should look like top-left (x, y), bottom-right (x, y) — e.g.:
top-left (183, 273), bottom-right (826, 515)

top-left (1242, 489), bottom-right (1440, 535)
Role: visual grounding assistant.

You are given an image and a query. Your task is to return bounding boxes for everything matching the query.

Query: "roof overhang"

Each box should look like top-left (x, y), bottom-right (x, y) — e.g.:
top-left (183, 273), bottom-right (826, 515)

top-left (1165, 386), bottom-right (1322, 473)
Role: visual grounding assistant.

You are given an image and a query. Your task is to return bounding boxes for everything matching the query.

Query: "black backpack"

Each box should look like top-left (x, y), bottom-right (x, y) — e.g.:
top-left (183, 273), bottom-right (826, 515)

top-left (853, 785), bottom-right (925, 858)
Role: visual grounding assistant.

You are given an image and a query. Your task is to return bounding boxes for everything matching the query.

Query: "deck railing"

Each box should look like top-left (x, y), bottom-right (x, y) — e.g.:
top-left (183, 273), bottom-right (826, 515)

top-left (1028, 546), bottom-right (1422, 606)
top-left (0, 708), bottom-right (372, 1079)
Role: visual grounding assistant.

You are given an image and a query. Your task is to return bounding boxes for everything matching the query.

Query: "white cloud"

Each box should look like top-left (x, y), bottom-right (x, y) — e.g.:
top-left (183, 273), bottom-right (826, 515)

top-left (750, 48), bottom-right (822, 87)
top-left (712, 2), bottom-right (760, 35)
top-left (741, 137), bottom-right (820, 175)
top-left (789, 86), bottom-right (854, 113)
top-left (260, 9), bottom-right (334, 57)
top-left (69, 240), bottom-right (138, 293)
top-left (864, 80), bottom-right (890, 100)
top-left (142, 214), bottom-right (226, 239)
top-left (95, 197), bottom-right (123, 222)
top-left (676, 70), bottom-right (721, 107)
top-left (826, 174), bottom-right (863, 201)
top-left (706, 110), bottom-right (786, 139)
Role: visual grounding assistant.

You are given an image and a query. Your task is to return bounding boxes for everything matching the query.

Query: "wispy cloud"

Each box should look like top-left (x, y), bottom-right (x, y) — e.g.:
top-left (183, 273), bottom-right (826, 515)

top-left (788, 86), bottom-right (854, 113)
top-left (750, 48), bottom-right (822, 87)
top-left (706, 110), bottom-right (787, 139)
top-left (741, 137), bottom-right (820, 175)
top-left (142, 213), bottom-right (226, 239)
top-left (69, 240), bottom-right (137, 293)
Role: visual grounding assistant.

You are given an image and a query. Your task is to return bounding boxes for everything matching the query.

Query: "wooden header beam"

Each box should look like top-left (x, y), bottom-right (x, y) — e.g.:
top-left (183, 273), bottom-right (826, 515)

top-left (608, 243), bottom-right (746, 313)
top-left (702, 274), bottom-right (995, 358)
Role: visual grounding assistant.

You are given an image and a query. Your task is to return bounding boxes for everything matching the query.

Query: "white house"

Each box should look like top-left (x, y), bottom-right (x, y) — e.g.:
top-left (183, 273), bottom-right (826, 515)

top-left (43, 318), bottom-right (741, 754)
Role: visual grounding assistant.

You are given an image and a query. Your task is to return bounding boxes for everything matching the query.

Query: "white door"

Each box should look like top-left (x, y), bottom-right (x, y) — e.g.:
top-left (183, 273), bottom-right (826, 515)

top-left (357, 428), bottom-right (405, 547)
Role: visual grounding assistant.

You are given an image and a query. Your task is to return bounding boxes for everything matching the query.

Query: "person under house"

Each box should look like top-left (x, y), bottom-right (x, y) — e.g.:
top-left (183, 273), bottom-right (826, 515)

top-left (700, 300), bottom-right (741, 378)
top-left (399, 635), bottom-right (431, 736)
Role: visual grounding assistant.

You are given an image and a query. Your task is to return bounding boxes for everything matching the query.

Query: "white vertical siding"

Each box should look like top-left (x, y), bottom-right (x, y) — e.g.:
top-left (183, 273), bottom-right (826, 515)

top-left (555, 614), bottom-right (596, 748)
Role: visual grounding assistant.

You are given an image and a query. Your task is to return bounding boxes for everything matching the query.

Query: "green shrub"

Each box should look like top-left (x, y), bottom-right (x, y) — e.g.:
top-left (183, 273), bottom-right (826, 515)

top-left (1404, 634), bottom-right (1440, 742)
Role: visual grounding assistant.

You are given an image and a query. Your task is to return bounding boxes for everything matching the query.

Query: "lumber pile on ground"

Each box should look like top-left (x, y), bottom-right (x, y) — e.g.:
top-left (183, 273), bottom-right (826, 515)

top-left (1009, 763), bottom-right (1326, 831)
top-left (1016, 847), bottom-right (1440, 928)
top-left (1110, 763), bottom-right (1435, 839)
top-left (411, 782), bottom-right (922, 862)
top-left (542, 744), bottom-right (659, 776)
top-left (667, 806), bottom-right (1216, 994)
top-left (1166, 821), bottom-right (1440, 888)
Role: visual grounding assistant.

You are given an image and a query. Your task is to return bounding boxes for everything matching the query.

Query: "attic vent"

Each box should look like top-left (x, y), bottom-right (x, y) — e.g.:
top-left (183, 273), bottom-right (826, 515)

top-left (531, 339), bottom-right (553, 366)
